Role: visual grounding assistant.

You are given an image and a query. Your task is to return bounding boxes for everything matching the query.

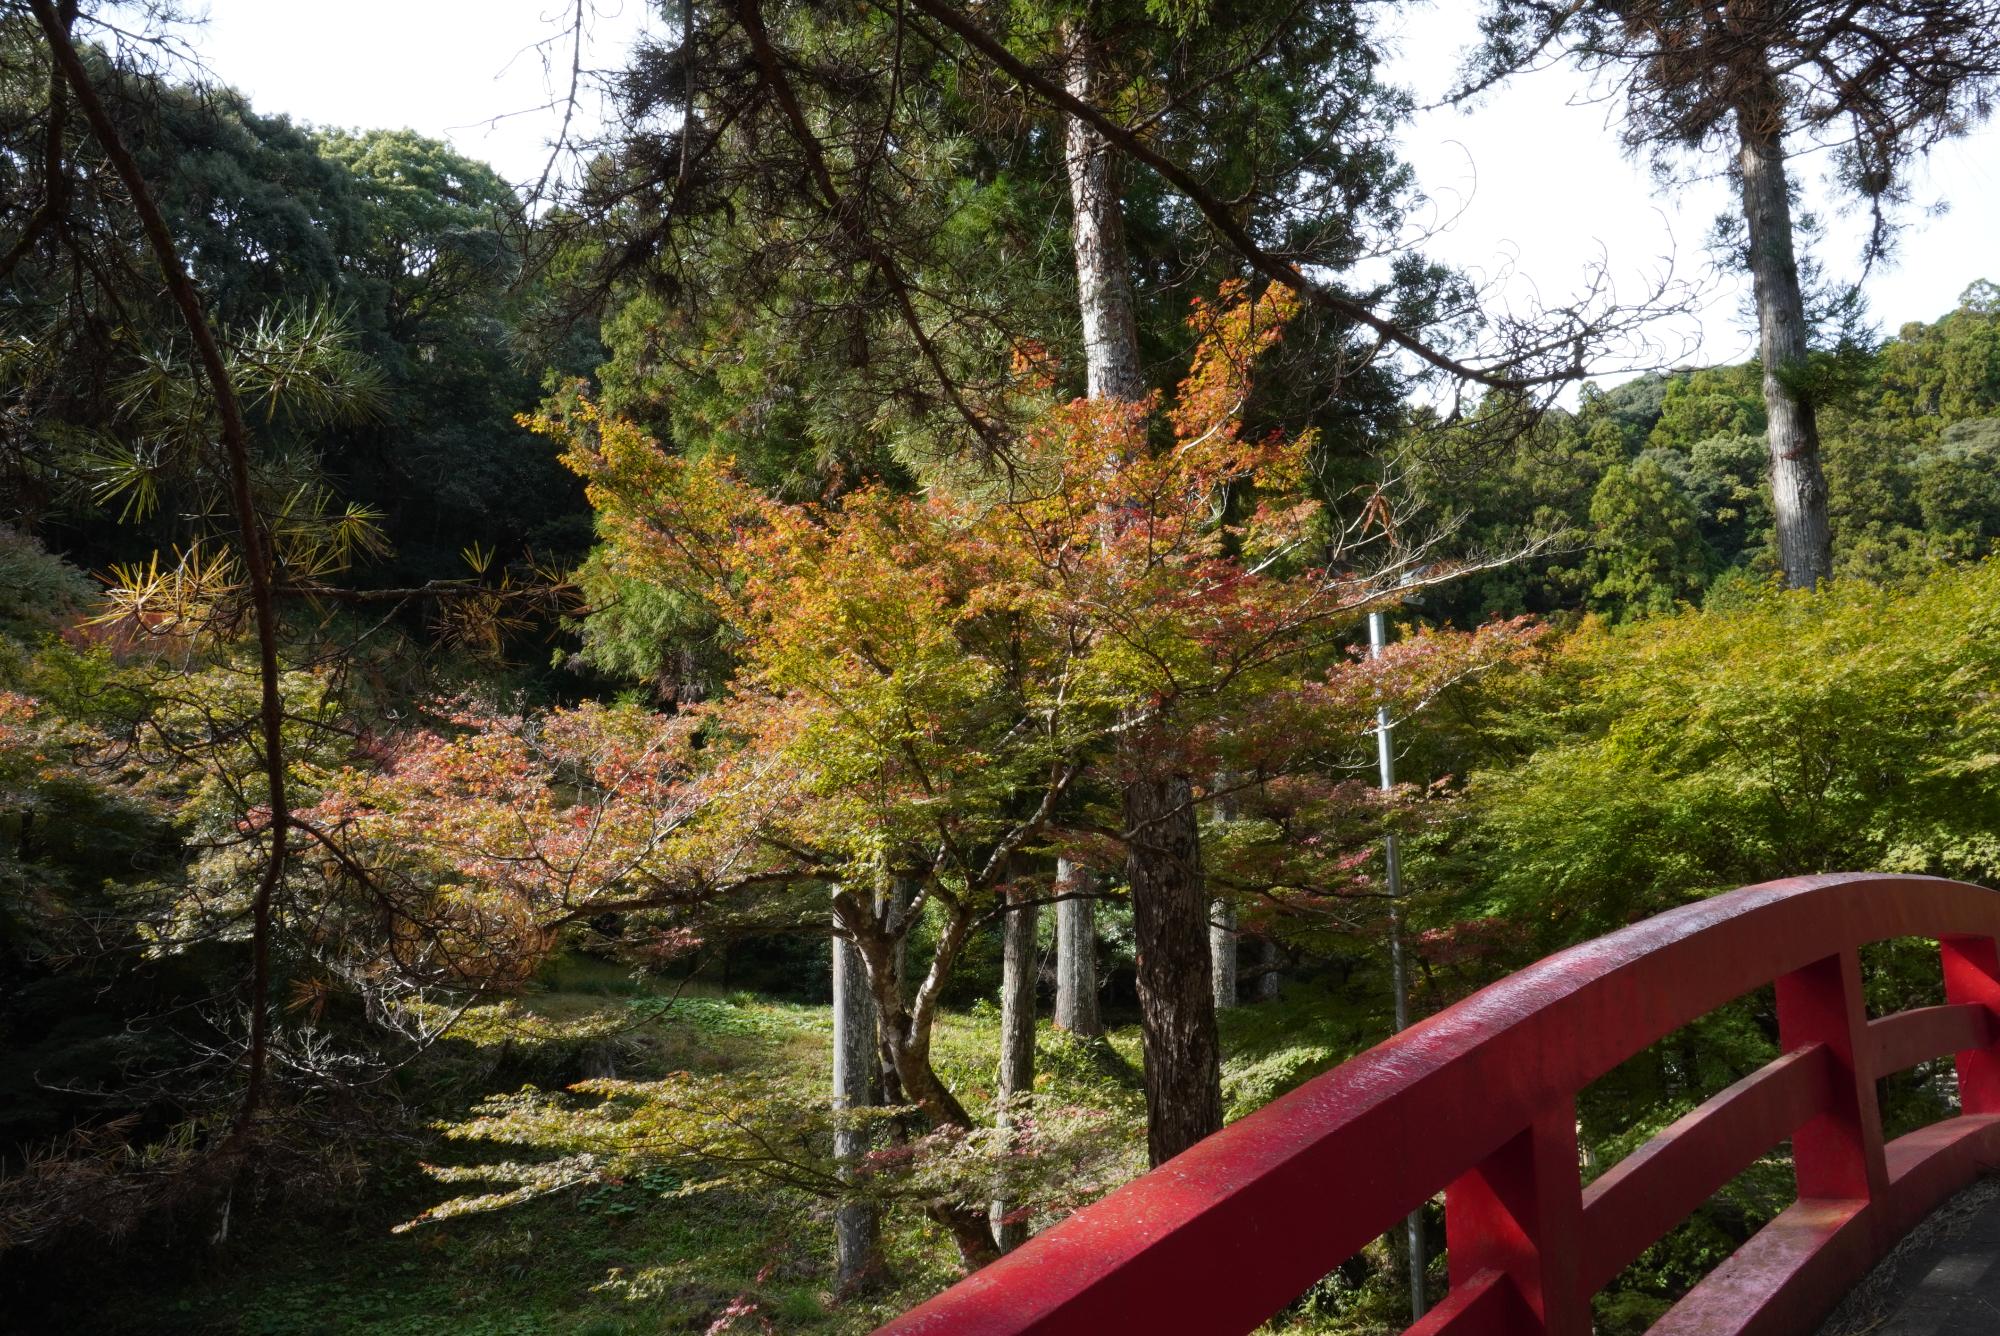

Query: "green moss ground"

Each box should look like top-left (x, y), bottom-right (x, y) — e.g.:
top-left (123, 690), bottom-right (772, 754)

top-left (80, 965), bottom-right (1418, 1336)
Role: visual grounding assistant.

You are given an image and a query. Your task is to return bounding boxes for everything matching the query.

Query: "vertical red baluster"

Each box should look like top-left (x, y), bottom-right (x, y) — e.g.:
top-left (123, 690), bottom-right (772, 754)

top-left (1776, 949), bottom-right (1887, 1204)
top-left (1443, 1104), bottom-right (1588, 1336)
top-left (1941, 934), bottom-right (2000, 1114)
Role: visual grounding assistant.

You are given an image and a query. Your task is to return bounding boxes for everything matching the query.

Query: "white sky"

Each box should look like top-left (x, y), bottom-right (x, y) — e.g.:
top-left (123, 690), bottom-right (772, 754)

top-left (180, 0), bottom-right (1999, 378)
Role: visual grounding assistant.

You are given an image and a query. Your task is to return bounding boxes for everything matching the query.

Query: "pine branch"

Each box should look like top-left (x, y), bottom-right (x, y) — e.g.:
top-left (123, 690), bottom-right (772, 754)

top-left (31, 0), bottom-right (290, 1141)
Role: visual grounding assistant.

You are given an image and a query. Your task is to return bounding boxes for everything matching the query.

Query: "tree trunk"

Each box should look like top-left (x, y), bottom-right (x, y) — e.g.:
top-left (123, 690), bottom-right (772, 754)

top-left (875, 873), bottom-right (916, 1106)
top-left (1124, 771), bottom-right (1224, 1166)
top-left (1053, 16), bottom-right (1143, 1072)
top-left (849, 895), bottom-right (1001, 1269)
top-left (1066, 16), bottom-right (1220, 1164)
top-left (1256, 936), bottom-right (1282, 1002)
top-left (1210, 780), bottom-right (1240, 1011)
top-left (32, 0), bottom-right (291, 1144)
top-left (1053, 858), bottom-right (1102, 1036)
top-left (991, 881), bottom-right (1038, 1250)
top-left (1064, 28), bottom-right (1145, 403)
top-left (1210, 900), bottom-right (1238, 1011)
top-left (831, 899), bottom-right (881, 1292)
top-left (1736, 73), bottom-right (1833, 589)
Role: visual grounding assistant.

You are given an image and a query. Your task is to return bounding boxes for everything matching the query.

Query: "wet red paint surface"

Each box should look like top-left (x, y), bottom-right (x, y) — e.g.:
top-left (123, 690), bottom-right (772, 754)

top-left (874, 873), bottom-right (2000, 1336)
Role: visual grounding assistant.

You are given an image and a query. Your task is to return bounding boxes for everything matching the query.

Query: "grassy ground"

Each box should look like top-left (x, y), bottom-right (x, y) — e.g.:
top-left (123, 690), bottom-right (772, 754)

top-left (78, 961), bottom-right (1404, 1336)
top-left (67, 951), bottom-right (1960, 1334)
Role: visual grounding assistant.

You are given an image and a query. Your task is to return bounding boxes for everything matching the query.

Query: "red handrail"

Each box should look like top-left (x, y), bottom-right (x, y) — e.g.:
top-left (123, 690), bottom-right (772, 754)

top-left (876, 873), bottom-right (2000, 1336)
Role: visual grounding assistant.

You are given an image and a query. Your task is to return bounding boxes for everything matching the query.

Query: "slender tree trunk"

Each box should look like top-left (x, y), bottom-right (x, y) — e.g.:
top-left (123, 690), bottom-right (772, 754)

top-left (1066, 17), bottom-right (1222, 1166)
top-left (991, 881), bottom-right (1038, 1250)
top-left (1064, 29), bottom-right (1145, 404)
top-left (33, 0), bottom-right (290, 1142)
top-left (1210, 781), bottom-right (1240, 1011)
top-left (848, 895), bottom-right (1001, 1269)
top-left (875, 873), bottom-right (916, 1106)
top-left (1125, 772), bottom-right (1224, 1166)
top-left (1256, 937), bottom-right (1282, 1002)
top-left (1736, 72), bottom-right (1833, 589)
top-left (1056, 21), bottom-right (1141, 1058)
top-left (1210, 901), bottom-right (1238, 1011)
top-left (1053, 858), bottom-right (1101, 1036)
top-left (890, 875), bottom-right (913, 996)
top-left (831, 897), bottom-right (881, 1292)
top-left (856, 897), bottom-right (975, 1130)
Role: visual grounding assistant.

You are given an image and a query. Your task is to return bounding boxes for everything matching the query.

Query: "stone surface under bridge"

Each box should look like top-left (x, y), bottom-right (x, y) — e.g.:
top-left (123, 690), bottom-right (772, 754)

top-left (1820, 1179), bottom-right (2000, 1336)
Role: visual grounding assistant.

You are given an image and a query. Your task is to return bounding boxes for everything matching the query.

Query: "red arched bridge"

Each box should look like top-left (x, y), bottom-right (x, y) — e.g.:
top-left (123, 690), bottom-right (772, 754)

top-left (878, 872), bottom-right (2000, 1336)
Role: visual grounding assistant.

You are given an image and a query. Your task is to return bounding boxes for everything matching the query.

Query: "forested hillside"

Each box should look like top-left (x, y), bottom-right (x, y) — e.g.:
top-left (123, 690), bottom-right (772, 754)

top-left (3, 1), bottom-right (2000, 1333)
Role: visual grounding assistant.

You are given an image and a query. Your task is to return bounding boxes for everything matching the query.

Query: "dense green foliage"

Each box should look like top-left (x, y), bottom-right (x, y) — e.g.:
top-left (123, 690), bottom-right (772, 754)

top-left (1423, 285), bottom-right (2000, 625)
top-left (1, 26), bottom-right (585, 592)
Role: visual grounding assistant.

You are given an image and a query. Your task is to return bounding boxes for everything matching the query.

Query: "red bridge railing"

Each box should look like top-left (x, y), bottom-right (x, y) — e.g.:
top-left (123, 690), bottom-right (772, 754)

top-left (877, 873), bottom-right (2000, 1336)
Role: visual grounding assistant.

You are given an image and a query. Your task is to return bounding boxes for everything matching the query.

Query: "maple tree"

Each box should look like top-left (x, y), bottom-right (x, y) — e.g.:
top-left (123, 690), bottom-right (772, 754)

top-left (320, 283), bottom-right (1538, 1259)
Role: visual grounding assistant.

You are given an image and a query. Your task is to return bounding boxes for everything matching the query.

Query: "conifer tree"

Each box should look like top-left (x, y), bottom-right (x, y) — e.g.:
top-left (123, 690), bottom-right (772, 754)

top-left (1464, 0), bottom-right (2000, 587)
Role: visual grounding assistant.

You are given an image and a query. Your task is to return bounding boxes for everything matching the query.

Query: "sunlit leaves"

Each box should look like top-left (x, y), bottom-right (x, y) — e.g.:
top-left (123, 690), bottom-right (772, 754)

top-left (353, 281), bottom-right (1546, 1255)
top-left (508, 283), bottom-right (1543, 906)
top-left (403, 1076), bottom-right (1139, 1237)
top-left (313, 699), bottom-right (719, 989)
top-left (1452, 561), bottom-right (2000, 943)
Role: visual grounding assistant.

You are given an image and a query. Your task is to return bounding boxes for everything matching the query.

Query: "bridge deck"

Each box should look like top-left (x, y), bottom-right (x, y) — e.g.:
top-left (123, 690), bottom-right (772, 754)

top-left (1820, 1179), bottom-right (2000, 1336)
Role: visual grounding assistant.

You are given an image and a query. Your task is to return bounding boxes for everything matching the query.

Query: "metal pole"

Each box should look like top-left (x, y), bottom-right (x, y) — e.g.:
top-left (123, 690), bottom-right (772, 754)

top-left (1370, 607), bottom-right (1426, 1320)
